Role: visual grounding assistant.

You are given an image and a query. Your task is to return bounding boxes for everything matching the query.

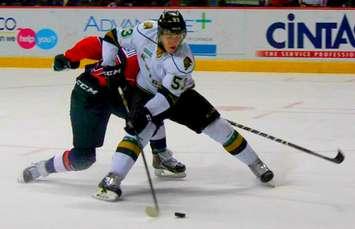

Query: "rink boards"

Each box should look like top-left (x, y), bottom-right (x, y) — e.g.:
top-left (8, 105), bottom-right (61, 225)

top-left (0, 7), bottom-right (354, 73)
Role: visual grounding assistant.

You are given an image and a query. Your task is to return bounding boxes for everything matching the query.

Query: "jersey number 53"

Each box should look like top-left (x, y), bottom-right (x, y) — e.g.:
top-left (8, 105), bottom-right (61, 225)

top-left (171, 76), bottom-right (187, 90)
top-left (120, 28), bottom-right (133, 37)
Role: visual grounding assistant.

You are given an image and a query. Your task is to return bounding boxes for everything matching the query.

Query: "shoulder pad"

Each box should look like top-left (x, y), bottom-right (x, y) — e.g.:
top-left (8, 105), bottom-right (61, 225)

top-left (137, 20), bottom-right (157, 32)
top-left (136, 21), bottom-right (158, 43)
top-left (143, 21), bottom-right (154, 30)
top-left (104, 28), bottom-right (120, 46)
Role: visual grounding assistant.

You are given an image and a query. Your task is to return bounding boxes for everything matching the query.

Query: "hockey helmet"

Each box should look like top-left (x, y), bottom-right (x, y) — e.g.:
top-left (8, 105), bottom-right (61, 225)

top-left (158, 10), bottom-right (187, 37)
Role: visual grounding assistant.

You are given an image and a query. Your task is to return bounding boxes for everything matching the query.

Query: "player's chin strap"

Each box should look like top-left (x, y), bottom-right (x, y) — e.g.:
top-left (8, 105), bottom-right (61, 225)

top-left (226, 119), bottom-right (345, 164)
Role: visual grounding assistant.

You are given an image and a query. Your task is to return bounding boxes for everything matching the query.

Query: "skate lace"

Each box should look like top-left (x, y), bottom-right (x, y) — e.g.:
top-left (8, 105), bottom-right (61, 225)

top-left (104, 173), bottom-right (122, 188)
top-left (158, 149), bottom-right (179, 166)
top-left (31, 161), bottom-right (49, 177)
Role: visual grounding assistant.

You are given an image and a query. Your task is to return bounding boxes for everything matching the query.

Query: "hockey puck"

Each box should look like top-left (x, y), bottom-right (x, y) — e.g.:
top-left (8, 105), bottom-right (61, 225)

top-left (174, 212), bottom-right (186, 218)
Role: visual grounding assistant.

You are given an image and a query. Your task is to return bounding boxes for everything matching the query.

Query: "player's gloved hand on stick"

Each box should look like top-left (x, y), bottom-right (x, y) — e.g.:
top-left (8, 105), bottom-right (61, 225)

top-left (53, 54), bottom-right (80, 71)
top-left (125, 107), bottom-right (162, 135)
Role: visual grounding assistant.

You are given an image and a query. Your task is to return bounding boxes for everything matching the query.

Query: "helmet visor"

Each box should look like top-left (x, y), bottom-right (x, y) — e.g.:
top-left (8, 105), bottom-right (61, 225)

top-left (160, 29), bottom-right (186, 40)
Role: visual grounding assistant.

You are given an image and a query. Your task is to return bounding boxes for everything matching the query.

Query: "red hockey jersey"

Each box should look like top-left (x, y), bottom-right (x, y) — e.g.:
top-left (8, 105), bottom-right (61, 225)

top-left (64, 35), bottom-right (139, 87)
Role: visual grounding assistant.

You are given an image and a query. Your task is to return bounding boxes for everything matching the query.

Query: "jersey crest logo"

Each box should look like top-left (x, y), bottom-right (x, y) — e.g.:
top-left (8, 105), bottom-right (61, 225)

top-left (143, 21), bottom-right (153, 29)
top-left (183, 56), bottom-right (192, 70)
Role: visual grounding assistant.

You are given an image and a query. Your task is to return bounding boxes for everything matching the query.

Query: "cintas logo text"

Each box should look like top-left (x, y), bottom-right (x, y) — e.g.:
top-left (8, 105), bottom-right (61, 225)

top-left (266, 13), bottom-right (355, 49)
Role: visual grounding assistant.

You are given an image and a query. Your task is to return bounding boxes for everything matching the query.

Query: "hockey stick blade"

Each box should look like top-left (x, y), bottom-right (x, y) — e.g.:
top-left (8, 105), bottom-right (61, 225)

top-left (145, 206), bottom-right (159, 217)
top-left (307, 148), bottom-right (345, 164)
top-left (332, 149), bottom-right (345, 164)
top-left (227, 119), bottom-right (345, 164)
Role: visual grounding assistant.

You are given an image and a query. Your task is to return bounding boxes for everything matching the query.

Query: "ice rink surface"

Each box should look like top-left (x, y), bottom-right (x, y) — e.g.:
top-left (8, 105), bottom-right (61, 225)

top-left (0, 68), bottom-right (354, 229)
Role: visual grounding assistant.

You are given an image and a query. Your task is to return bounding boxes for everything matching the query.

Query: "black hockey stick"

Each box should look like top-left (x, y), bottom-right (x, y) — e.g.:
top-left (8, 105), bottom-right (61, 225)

top-left (226, 119), bottom-right (345, 164)
top-left (118, 87), bottom-right (160, 217)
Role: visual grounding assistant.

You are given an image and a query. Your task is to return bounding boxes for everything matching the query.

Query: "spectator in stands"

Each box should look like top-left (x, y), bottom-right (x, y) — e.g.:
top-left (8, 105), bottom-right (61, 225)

top-left (181, 0), bottom-right (208, 5)
top-left (327, 0), bottom-right (348, 6)
top-left (107, 0), bottom-right (124, 7)
top-left (21, 0), bottom-right (37, 5)
top-left (218, 0), bottom-right (259, 6)
top-left (266, 0), bottom-right (299, 6)
top-left (47, 0), bottom-right (64, 5)
top-left (66, 0), bottom-right (81, 5)
top-left (299, 0), bottom-right (327, 6)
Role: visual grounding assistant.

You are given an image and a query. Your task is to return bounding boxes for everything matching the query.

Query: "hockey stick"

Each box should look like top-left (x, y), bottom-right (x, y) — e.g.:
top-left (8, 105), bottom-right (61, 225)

top-left (117, 87), bottom-right (160, 217)
top-left (226, 119), bottom-right (345, 164)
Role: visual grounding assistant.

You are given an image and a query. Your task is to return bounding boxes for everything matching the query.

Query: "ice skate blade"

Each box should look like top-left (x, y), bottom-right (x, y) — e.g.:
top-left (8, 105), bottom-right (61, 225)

top-left (93, 188), bottom-right (120, 202)
top-left (264, 179), bottom-right (276, 188)
top-left (145, 206), bottom-right (159, 217)
top-left (17, 171), bottom-right (34, 184)
top-left (154, 169), bottom-right (186, 178)
top-left (259, 173), bottom-right (277, 188)
top-left (17, 175), bottom-right (26, 184)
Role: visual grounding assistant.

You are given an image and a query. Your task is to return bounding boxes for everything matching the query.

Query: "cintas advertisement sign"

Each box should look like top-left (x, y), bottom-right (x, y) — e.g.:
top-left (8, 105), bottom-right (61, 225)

top-left (256, 11), bottom-right (355, 59)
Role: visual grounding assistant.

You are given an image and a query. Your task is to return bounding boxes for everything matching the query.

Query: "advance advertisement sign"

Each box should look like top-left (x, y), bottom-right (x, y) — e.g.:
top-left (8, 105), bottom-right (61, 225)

top-left (82, 10), bottom-right (218, 57)
top-left (0, 8), bottom-right (220, 57)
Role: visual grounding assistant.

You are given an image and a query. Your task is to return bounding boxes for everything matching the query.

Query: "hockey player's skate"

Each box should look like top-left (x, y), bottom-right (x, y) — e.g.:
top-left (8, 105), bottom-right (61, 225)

top-left (248, 158), bottom-right (274, 184)
top-left (153, 149), bottom-right (186, 178)
top-left (18, 161), bottom-right (49, 183)
top-left (94, 172), bottom-right (122, 202)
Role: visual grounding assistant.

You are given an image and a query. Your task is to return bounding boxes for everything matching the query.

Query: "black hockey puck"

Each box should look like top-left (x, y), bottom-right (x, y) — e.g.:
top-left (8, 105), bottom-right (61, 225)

top-left (174, 212), bottom-right (186, 218)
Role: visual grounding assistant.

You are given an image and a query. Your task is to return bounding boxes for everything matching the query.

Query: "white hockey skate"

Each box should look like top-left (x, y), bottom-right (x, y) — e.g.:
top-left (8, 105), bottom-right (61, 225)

top-left (248, 158), bottom-right (274, 186)
top-left (153, 149), bottom-right (186, 178)
top-left (18, 161), bottom-right (49, 183)
top-left (94, 172), bottom-right (123, 202)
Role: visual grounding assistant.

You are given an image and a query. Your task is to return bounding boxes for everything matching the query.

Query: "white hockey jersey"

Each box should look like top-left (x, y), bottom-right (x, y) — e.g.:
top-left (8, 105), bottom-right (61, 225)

top-left (102, 20), bottom-right (195, 116)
